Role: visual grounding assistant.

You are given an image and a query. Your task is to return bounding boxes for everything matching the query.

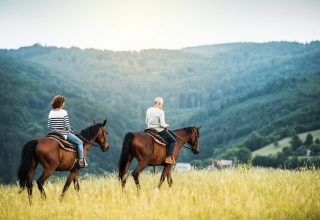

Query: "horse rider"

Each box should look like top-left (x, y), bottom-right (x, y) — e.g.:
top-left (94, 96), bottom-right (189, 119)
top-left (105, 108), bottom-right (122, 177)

top-left (146, 97), bottom-right (177, 164)
top-left (48, 95), bottom-right (86, 168)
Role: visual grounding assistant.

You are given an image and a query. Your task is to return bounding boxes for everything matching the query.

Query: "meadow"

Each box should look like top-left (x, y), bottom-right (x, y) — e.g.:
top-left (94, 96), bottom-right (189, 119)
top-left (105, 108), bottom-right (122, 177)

top-left (0, 168), bottom-right (319, 220)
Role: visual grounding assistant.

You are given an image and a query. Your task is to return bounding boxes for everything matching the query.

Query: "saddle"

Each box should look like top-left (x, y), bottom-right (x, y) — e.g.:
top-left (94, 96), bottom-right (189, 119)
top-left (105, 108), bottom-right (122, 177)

top-left (47, 132), bottom-right (77, 152)
top-left (144, 128), bottom-right (169, 146)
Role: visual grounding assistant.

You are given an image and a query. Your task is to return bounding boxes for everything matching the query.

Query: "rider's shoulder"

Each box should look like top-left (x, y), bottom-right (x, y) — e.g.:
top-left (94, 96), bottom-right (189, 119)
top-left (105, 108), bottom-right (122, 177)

top-left (49, 109), bottom-right (68, 117)
top-left (148, 107), bottom-right (163, 113)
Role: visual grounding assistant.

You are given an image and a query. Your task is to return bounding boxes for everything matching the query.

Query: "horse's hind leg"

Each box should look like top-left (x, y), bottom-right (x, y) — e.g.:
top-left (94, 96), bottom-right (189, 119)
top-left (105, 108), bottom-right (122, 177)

top-left (158, 165), bottom-right (173, 189)
top-left (132, 161), bottom-right (147, 190)
top-left (121, 155), bottom-right (133, 190)
top-left (60, 170), bottom-right (77, 200)
top-left (27, 159), bottom-right (38, 205)
top-left (36, 168), bottom-right (54, 199)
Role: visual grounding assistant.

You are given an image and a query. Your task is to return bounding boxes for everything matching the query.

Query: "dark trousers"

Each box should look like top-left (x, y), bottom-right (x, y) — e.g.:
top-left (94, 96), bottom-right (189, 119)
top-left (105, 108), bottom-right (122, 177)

top-left (159, 129), bottom-right (177, 156)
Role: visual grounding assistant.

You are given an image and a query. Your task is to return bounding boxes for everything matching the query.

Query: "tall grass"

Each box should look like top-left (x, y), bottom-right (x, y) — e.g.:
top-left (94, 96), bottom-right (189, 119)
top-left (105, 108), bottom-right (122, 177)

top-left (1, 168), bottom-right (319, 219)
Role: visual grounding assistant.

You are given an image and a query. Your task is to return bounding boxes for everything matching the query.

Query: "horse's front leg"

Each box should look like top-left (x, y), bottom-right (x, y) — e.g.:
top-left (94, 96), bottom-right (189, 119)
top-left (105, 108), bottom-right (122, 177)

top-left (36, 168), bottom-right (54, 200)
top-left (158, 165), bottom-right (173, 189)
top-left (60, 170), bottom-right (77, 201)
top-left (167, 169), bottom-right (173, 187)
top-left (132, 161), bottom-right (148, 191)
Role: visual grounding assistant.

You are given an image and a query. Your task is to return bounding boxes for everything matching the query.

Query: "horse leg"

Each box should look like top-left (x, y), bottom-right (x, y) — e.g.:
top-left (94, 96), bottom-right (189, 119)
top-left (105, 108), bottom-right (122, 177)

top-left (132, 161), bottom-right (147, 190)
top-left (158, 165), bottom-right (173, 189)
top-left (121, 155), bottom-right (133, 190)
top-left (60, 170), bottom-right (77, 200)
top-left (27, 159), bottom-right (38, 205)
top-left (167, 169), bottom-right (173, 187)
top-left (73, 170), bottom-right (80, 197)
top-left (36, 168), bottom-right (54, 200)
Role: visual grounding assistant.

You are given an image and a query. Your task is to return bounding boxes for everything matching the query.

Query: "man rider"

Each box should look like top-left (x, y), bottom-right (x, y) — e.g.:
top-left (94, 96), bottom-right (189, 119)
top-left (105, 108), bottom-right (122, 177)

top-left (146, 97), bottom-right (177, 164)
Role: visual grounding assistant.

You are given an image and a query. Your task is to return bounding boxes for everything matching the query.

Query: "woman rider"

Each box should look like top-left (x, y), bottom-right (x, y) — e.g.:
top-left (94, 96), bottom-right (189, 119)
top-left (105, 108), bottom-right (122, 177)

top-left (48, 95), bottom-right (86, 168)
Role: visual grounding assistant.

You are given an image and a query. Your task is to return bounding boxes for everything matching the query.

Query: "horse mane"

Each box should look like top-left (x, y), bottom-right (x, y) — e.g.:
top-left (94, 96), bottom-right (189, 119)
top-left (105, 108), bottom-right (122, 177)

top-left (174, 127), bottom-right (197, 136)
top-left (80, 123), bottom-right (102, 139)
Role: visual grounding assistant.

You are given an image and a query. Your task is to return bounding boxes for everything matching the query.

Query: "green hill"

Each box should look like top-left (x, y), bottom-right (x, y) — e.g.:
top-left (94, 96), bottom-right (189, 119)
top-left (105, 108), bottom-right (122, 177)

top-left (1, 41), bottom-right (320, 183)
top-left (0, 55), bottom-right (121, 183)
top-left (253, 129), bottom-right (320, 157)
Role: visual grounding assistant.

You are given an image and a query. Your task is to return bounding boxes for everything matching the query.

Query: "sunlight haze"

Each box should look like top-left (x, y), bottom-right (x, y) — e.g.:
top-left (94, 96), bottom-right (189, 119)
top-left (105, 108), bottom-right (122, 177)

top-left (0, 0), bottom-right (319, 51)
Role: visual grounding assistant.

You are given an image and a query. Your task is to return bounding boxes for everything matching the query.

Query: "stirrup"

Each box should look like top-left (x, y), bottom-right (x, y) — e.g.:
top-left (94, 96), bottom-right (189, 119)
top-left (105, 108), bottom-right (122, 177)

top-left (78, 159), bottom-right (85, 168)
top-left (165, 155), bottom-right (175, 165)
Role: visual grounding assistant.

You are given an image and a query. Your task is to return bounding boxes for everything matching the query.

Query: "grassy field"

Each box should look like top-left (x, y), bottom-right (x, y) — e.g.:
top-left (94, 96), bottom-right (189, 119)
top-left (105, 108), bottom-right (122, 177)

top-left (0, 168), bottom-right (319, 220)
top-left (253, 129), bottom-right (320, 157)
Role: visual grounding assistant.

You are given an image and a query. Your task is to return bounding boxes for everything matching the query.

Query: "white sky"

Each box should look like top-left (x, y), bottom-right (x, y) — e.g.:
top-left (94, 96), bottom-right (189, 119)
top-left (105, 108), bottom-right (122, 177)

top-left (0, 0), bottom-right (319, 51)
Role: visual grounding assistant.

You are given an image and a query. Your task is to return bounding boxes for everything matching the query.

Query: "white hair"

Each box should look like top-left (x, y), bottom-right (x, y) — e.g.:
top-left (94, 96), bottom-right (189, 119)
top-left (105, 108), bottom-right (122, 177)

top-left (154, 97), bottom-right (164, 104)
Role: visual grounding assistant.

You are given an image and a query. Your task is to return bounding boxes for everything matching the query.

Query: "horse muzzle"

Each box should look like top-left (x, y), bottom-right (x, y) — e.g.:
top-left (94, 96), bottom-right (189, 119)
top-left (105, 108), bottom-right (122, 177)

top-left (192, 145), bottom-right (200, 154)
top-left (101, 143), bottom-right (109, 152)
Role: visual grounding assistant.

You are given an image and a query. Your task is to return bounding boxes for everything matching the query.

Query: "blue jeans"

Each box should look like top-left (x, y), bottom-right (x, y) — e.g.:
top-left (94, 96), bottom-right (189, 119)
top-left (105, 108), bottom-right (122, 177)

top-left (159, 129), bottom-right (177, 156)
top-left (67, 133), bottom-right (83, 160)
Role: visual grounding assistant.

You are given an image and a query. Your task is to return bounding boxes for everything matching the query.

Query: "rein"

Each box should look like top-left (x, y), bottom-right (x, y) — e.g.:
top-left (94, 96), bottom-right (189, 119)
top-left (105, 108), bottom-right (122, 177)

top-left (183, 145), bottom-right (193, 150)
top-left (77, 126), bottom-right (104, 147)
top-left (173, 132), bottom-right (193, 150)
top-left (77, 134), bottom-right (100, 147)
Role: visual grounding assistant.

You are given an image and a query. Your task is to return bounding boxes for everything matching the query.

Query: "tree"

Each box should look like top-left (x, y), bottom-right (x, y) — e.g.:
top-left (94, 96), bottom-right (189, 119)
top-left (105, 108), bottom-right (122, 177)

top-left (303, 133), bottom-right (313, 146)
top-left (282, 146), bottom-right (294, 156)
top-left (290, 135), bottom-right (302, 150)
top-left (310, 144), bottom-right (320, 156)
top-left (244, 132), bottom-right (265, 151)
top-left (237, 147), bottom-right (252, 163)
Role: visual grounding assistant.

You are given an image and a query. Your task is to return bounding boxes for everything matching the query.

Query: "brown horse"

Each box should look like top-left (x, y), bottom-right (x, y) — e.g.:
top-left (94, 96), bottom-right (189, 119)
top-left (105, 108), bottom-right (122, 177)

top-left (17, 120), bottom-right (109, 204)
top-left (118, 127), bottom-right (200, 190)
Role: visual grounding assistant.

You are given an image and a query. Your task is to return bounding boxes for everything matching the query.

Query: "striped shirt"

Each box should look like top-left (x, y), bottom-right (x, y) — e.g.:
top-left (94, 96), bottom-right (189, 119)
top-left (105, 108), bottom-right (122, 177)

top-left (48, 109), bottom-right (71, 139)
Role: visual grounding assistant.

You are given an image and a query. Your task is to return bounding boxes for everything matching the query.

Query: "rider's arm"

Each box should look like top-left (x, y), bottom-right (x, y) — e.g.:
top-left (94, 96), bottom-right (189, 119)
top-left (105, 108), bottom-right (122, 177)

top-left (159, 110), bottom-right (169, 128)
top-left (64, 113), bottom-right (71, 131)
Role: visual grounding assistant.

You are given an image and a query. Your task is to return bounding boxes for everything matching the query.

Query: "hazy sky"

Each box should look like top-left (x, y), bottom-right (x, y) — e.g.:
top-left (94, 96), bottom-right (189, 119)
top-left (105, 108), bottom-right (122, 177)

top-left (0, 0), bottom-right (319, 51)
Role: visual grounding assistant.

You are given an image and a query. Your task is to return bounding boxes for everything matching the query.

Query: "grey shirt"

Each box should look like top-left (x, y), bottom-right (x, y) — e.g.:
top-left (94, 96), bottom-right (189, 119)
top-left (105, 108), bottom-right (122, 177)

top-left (146, 107), bottom-right (167, 132)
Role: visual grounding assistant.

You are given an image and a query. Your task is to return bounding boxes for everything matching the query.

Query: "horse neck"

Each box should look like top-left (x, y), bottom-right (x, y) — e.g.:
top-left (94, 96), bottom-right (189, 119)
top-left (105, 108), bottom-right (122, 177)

top-left (173, 128), bottom-right (191, 148)
top-left (80, 125), bottom-right (100, 148)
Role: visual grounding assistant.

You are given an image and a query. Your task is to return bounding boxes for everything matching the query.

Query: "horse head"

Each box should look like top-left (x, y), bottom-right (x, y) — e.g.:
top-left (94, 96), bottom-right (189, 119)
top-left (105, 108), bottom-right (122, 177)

top-left (95, 119), bottom-right (109, 152)
top-left (187, 126), bottom-right (201, 154)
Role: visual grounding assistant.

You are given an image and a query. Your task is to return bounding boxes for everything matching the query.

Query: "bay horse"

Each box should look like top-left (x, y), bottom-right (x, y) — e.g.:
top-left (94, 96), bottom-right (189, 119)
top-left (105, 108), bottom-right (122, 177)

top-left (118, 126), bottom-right (200, 190)
top-left (17, 120), bottom-right (109, 204)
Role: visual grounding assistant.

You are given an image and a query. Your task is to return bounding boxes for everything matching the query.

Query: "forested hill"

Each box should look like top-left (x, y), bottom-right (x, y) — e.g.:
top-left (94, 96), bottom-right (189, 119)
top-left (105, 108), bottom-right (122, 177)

top-left (1, 41), bottom-right (320, 183)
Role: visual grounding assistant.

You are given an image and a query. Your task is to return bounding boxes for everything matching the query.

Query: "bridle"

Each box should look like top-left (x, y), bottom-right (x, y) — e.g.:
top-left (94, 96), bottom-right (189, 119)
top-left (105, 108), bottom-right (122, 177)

top-left (78, 126), bottom-right (107, 148)
top-left (175, 128), bottom-right (199, 151)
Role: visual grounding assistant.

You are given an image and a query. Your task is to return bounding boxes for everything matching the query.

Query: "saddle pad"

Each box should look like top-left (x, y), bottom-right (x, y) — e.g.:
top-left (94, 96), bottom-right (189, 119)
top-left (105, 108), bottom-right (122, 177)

top-left (144, 129), bottom-right (167, 146)
top-left (47, 135), bottom-right (77, 152)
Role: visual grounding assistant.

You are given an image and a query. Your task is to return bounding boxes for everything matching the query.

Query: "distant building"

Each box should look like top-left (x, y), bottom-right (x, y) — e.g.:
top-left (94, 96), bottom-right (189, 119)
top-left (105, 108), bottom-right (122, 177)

top-left (210, 160), bottom-right (233, 169)
top-left (174, 163), bottom-right (192, 172)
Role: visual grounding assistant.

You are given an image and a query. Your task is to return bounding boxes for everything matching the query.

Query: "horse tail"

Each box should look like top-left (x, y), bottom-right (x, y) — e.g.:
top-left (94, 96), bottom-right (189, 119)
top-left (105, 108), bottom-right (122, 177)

top-left (17, 140), bottom-right (37, 190)
top-left (118, 132), bottom-right (134, 180)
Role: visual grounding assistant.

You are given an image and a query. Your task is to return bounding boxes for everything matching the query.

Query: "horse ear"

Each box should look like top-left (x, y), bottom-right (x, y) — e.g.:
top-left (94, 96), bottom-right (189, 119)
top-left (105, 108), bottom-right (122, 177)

top-left (93, 120), bottom-right (96, 124)
top-left (102, 119), bottom-right (107, 126)
top-left (197, 126), bottom-right (201, 130)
